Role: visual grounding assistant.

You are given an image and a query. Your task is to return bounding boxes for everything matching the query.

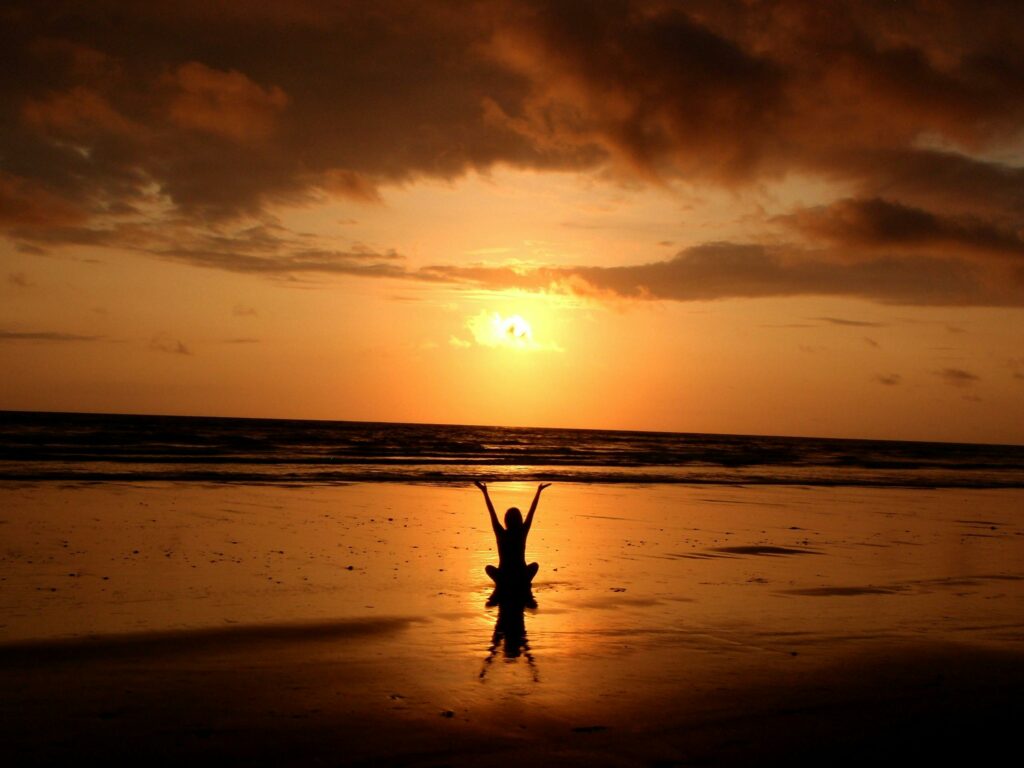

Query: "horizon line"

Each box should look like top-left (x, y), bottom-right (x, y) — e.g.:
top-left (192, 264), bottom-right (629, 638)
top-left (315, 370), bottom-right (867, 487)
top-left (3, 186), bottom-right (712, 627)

top-left (2, 407), bottom-right (1021, 450)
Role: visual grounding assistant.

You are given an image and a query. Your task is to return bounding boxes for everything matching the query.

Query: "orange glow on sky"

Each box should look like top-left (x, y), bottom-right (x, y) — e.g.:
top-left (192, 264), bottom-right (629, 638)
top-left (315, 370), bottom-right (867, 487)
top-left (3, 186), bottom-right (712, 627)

top-left (2, 3), bottom-right (1024, 444)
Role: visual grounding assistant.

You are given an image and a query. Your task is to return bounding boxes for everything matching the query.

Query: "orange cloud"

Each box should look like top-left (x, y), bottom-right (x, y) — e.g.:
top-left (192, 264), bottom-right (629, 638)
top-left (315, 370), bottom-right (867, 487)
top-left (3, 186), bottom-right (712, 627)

top-left (0, 172), bottom-right (87, 227)
top-left (166, 62), bottom-right (289, 143)
top-left (3, 0), bottom-right (1024, 308)
top-left (780, 197), bottom-right (1024, 259)
top-left (4, 0), bottom-right (1024, 222)
top-left (22, 86), bottom-right (137, 136)
top-left (423, 242), bottom-right (1020, 307)
top-left (8, 9), bottom-right (1012, 200)
top-left (313, 169), bottom-right (382, 203)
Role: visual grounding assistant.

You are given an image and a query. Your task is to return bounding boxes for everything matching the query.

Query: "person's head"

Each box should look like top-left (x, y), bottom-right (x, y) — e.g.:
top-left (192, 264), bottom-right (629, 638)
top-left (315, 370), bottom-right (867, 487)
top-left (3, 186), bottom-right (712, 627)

top-left (504, 507), bottom-right (523, 530)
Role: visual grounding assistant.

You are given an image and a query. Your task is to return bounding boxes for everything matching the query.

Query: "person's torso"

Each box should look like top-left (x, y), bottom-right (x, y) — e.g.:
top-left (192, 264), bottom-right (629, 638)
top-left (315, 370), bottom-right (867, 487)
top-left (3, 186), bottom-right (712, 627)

top-left (497, 528), bottom-right (526, 567)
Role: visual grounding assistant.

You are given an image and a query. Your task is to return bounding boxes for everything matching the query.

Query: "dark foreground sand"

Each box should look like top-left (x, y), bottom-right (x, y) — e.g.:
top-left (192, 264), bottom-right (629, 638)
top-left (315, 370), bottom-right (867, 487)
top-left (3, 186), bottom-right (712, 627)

top-left (2, 482), bottom-right (1023, 765)
top-left (3, 629), bottom-right (1023, 765)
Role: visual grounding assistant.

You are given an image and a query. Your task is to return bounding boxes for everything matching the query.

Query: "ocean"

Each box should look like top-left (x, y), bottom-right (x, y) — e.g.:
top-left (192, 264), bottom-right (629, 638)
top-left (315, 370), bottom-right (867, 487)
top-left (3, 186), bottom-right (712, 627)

top-left (2, 410), bottom-right (1023, 487)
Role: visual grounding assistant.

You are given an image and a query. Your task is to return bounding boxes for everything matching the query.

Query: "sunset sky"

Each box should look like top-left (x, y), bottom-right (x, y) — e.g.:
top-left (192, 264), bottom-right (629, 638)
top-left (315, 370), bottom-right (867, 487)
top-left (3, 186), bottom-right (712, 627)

top-left (2, 1), bottom-right (1024, 443)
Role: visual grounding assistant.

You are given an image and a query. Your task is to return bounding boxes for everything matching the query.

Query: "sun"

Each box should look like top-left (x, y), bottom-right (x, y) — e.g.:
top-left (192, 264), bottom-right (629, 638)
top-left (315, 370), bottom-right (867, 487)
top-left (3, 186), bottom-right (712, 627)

top-left (460, 309), bottom-right (555, 351)
top-left (496, 314), bottom-right (533, 346)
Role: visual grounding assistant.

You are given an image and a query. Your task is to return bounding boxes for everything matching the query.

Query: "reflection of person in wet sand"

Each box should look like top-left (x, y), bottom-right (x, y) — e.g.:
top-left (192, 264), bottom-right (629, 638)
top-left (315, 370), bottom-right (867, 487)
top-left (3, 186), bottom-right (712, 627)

top-left (480, 600), bottom-right (538, 681)
top-left (474, 481), bottom-right (550, 597)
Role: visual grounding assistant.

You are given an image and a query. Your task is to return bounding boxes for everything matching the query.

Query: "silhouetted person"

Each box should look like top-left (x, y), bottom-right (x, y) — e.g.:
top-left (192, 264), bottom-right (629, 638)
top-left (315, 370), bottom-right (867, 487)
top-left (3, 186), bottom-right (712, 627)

top-left (475, 481), bottom-right (549, 597)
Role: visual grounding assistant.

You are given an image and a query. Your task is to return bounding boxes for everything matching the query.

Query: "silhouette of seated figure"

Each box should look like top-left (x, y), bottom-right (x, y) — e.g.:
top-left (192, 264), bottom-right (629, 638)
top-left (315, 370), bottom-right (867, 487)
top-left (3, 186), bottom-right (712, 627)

top-left (474, 481), bottom-right (549, 602)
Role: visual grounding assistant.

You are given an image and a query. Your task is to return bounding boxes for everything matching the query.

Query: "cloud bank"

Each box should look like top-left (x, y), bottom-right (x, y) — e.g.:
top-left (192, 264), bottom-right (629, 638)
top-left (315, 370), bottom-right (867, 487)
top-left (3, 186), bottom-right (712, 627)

top-left (423, 242), bottom-right (1016, 306)
top-left (3, 1), bottom-right (1024, 306)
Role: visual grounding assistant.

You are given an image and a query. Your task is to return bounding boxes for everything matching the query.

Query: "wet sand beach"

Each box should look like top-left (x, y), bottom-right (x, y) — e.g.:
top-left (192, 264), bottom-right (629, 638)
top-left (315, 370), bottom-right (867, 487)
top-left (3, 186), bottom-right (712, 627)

top-left (2, 481), bottom-right (1023, 764)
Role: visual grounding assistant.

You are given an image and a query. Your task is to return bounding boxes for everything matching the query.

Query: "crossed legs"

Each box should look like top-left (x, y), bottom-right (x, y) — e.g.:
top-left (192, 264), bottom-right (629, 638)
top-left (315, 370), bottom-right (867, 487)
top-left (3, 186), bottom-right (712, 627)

top-left (486, 562), bottom-right (539, 584)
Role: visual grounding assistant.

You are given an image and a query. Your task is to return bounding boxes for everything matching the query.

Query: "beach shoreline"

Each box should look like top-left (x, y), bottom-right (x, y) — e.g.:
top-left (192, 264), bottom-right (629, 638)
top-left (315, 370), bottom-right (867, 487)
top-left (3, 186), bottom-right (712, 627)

top-left (2, 481), bottom-right (1022, 764)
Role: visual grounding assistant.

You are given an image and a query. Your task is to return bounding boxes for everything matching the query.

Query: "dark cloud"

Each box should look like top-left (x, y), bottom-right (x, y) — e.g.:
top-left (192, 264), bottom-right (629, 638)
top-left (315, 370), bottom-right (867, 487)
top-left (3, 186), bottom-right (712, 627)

top-left (0, 1), bottom-right (554, 221)
top-left (486, 0), bottom-right (785, 180)
top-left (820, 149), bottom-right (1024, 221)
top-left (11, 213), bottom-right (1023, 308)
top-left (0, 330), bottom-right (101, 341)
top-left (2, 1), bottom-right (1024, 306)
top-left (782, 197), bottom-right (1024, 258)
top-left (812, 316), bottom-right (886, 327)
top-left (3, 1), bottom-right (1023, 215)
top-left (12, 219), bottom-right (407, 278)
top-left (150, 334), bottom-right (191, 355)
top-left (160, 246), bottom-right (407, 277)
top-left (876, 374), bottom-right (902, 386)
top-left (8, 272), bottom-right (31, 287)
top-left (15, 243), bottom-right (47, 255)
top-left (424, 242), bottom-right (1018, 306)
top-left (936, 367), bottom-right (980, 387)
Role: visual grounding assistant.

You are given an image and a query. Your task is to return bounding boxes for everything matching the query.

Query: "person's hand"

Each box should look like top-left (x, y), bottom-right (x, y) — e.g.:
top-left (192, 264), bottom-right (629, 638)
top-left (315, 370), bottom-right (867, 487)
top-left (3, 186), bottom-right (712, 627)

top-left (474, 480), bottom-right (487, 492)
top-left (538, 482), bottom-right (552, 492)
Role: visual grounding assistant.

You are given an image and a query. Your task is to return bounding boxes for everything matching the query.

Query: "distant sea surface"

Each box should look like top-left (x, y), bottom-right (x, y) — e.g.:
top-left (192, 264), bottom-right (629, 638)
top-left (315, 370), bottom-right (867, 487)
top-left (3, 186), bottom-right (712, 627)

top-left (2, 411), bottom-right (1023, 488)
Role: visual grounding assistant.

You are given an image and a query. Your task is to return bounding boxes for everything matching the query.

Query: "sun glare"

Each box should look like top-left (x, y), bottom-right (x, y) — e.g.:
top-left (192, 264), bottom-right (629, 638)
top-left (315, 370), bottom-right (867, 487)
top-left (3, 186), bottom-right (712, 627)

top-left (496, 314), bottom-right (533, 346)
top-left (456, 308), bottom-right (561, 352)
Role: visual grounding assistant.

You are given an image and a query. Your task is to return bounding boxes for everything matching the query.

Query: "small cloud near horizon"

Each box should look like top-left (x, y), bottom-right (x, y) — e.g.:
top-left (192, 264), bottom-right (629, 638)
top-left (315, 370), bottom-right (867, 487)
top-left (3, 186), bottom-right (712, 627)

top-left (812, 317), bottom-right (886, 328)
top-left (150, 334), bottom-right (192, 356)
top-left (936, 367), bottom-right (979, 387)
top-left (876, 373), bottom-right (902, 386)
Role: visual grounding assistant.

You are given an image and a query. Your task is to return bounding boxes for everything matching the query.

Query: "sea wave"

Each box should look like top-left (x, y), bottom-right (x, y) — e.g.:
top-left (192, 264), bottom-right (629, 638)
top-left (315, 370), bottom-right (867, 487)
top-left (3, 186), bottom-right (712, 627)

top-left (2, 411), bottom-right (1024, 488)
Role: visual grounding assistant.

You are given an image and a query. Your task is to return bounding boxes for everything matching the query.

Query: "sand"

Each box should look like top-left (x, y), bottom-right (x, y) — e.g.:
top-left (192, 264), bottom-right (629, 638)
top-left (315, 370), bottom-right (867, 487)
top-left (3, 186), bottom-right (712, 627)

top-left (2, 481), bottom-right (1023, 764)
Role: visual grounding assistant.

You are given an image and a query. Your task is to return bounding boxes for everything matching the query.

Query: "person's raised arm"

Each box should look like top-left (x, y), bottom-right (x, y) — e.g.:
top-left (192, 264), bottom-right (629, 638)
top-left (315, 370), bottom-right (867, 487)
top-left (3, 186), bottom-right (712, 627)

top-left (524, 482), bottom-right (551, 535)
top-left (475, 480), bottom-right (501, 536)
